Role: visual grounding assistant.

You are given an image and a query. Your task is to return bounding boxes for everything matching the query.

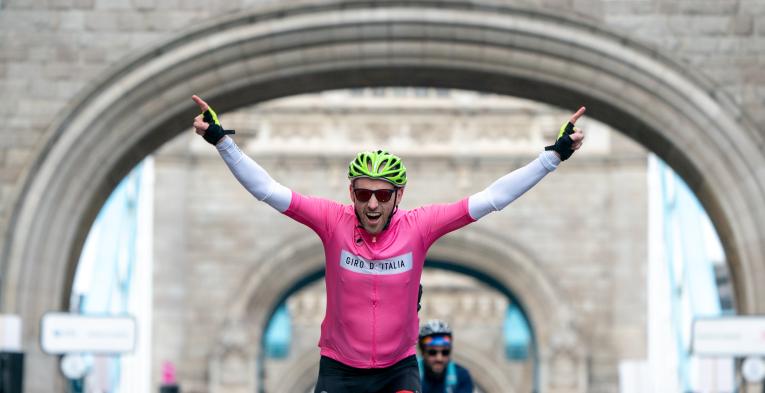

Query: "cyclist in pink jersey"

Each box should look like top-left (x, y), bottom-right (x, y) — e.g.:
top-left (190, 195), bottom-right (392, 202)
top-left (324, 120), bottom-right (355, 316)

top-left (191, 95), bottom-right (585, 393)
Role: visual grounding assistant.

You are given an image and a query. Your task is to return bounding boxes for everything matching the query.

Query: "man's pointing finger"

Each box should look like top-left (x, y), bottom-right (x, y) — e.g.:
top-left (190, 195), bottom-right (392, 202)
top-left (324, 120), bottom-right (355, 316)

top-left (192, 95), bottom-right (209, 112)
top-left (569, 106), bottom-right (586, 124)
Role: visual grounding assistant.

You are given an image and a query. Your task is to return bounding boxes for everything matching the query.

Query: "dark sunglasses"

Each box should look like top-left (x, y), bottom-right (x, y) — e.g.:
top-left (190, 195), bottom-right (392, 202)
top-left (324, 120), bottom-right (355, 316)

top-left (353, 188), bottom-right (396, 203)
top-left (426, 349), bottom-right (451, 357)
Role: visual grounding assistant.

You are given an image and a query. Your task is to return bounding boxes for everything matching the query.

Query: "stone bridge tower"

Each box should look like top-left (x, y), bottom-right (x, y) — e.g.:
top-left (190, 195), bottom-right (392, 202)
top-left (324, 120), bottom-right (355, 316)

top-left (1, 1), bottom-right (764, 392)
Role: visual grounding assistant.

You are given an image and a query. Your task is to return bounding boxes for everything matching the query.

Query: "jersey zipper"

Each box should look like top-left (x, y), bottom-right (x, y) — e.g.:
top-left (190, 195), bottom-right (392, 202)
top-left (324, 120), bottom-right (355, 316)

top-left (371, 274), bottom-right (378, 367)
top-left (369, 235), bottom-right (377, 366)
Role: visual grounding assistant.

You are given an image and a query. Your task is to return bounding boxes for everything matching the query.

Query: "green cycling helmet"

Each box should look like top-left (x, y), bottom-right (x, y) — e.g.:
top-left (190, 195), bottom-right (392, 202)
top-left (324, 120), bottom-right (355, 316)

top-left (348, 150), bottom-right (407, 187)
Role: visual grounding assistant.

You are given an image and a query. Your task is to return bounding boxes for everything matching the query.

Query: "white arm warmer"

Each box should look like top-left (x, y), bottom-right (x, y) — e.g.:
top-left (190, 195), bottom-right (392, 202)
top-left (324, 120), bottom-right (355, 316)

top-left (215, 137), bottom-right (292, 212)
top-left (468, 151), bottom-right (560, 220)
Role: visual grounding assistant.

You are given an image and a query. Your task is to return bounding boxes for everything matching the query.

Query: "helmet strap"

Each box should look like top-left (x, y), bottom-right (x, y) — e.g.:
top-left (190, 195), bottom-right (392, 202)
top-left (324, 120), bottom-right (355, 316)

top-left (382, 191), bottom-right (399, 231)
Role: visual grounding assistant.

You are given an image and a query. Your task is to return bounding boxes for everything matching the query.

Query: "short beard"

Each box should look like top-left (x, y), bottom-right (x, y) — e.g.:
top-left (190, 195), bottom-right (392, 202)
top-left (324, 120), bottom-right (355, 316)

top-left (424, 364), bottom-right (446, 379)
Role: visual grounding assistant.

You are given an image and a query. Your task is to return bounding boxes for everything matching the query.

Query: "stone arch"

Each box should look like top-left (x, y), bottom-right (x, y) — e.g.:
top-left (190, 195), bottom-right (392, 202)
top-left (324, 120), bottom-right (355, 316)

top-left (209, 233), bottom-right (324, 392)
top-left (209, 233), bottom-right (325, 392)
top-left (429, 230), bottom-right (587, 392)
top-left (4, 1), bottom-right (764, 391)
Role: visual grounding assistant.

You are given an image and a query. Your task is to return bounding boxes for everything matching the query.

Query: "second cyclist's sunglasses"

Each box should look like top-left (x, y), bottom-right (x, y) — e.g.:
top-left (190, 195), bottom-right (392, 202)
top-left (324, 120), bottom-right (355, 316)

top-left (426, 349), bottom-right (451, 357)
top-left (353, 188), bottom-right (396, 203)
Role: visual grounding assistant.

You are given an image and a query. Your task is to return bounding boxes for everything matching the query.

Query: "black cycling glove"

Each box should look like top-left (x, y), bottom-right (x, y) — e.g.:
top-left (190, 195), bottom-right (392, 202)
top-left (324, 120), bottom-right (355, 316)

top-left (202, 106), bottom-right (235, 145)
top-left (544, 121), bottom-right (576, 161)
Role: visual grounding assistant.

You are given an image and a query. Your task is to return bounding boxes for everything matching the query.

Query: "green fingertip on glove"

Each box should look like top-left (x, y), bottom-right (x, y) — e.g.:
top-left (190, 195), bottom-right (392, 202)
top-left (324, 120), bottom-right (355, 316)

top-left (558, 121), bottom-right (573, 138)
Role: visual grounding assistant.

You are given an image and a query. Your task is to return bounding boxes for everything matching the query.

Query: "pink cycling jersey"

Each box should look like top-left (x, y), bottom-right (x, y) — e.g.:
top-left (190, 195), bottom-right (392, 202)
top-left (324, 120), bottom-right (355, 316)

top-left (284, 191), bottom-right (475, 368)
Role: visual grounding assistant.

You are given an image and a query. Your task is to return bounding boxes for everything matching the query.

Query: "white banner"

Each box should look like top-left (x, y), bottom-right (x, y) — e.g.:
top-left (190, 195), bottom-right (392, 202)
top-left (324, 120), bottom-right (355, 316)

top-left (692, 317), bottom-right (765, 356)
top-left (41, 313), bottom-right (136, 354)
top-left (0, 314), bottom-right (22, 351)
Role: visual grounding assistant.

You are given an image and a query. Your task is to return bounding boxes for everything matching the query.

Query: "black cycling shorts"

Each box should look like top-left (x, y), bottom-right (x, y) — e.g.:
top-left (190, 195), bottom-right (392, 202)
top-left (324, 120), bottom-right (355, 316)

top-left (314, 355), bottom-right (421, 393)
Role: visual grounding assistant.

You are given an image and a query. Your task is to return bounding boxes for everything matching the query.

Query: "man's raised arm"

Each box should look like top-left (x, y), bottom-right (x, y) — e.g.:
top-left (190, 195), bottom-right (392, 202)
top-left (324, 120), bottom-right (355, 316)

top-left (192, 95), bottom-right (292, 212)
top-left (468, 107), bottom-right (586, 220)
